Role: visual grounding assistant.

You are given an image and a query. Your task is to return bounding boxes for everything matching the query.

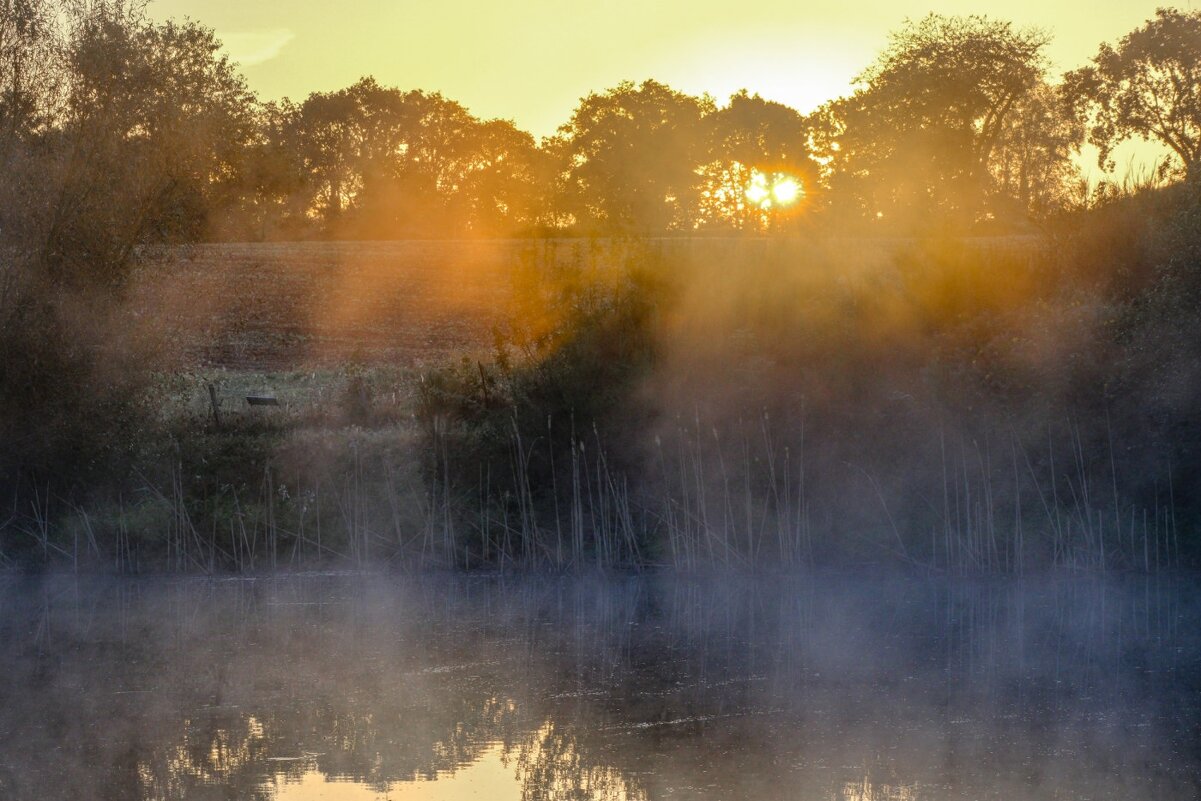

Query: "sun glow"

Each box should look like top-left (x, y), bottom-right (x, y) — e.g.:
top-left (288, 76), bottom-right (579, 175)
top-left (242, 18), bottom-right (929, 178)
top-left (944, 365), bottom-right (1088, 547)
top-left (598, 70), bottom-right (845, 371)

top-left (744, 170), bottom-right (802, 209)
top-left (697, 161), bottom-right (806, 230)
top-left (745, 174), bottom-right (771, 206)
top-left (772, 177), bottom-right (801, 205)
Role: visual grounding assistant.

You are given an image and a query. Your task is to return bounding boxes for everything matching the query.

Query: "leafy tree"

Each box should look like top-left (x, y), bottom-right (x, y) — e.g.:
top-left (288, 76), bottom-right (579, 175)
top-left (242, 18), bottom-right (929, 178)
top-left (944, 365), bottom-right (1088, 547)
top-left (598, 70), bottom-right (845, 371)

top-left (990, 82), bottom-right (1086, 217)
top-left (211, 100), bottom-right (312, 240)
top-left (454, 117), bottom-right (548, 235)
top-left (0, 0), bottom-right (61, 265)
top-left (552, 80), bottom-right (711, 232)
top-left (357, 86), bottom-right (542, 237)
top-left (42, 5), bottom-right (256, 284)
top-left (0, 0), bottom-right (60, 164)
top-left (1, 3), bottom-right (258, 495)
top-left (821, 15), bottom-right (1072, 229)
top-left (293, 86), bottom-right (362, 224)
top-left (698, 90), bottom-right (815, 231)
top-left (279, 77), bottom-right (542, 237)
top-left (1065, 7), bottom-right (1201, 180)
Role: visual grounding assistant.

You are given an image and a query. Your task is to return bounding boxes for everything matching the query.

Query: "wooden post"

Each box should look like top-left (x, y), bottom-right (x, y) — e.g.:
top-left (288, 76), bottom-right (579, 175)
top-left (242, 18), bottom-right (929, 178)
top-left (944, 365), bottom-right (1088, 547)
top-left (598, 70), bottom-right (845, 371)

top-left (207, 383), bottom-right (222, 426)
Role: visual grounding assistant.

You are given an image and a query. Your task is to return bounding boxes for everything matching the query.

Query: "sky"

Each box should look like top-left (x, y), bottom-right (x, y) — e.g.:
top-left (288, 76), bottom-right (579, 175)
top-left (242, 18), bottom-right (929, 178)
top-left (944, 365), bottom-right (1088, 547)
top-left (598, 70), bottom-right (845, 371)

top-left (152, 0), bottom-right (1185, 174)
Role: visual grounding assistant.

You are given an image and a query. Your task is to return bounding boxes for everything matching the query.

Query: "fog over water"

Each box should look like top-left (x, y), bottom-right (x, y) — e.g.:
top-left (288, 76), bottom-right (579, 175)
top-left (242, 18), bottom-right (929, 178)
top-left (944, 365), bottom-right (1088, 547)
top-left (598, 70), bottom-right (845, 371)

top-left (0, 574), bottom-right (1196, 800)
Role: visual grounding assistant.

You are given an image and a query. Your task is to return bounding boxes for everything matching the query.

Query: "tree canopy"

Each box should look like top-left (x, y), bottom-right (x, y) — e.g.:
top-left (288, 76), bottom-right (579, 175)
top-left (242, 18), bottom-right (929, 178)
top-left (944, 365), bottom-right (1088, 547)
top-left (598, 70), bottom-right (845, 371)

top-left (4, 6), bottom-right (1197, 245)
top-left (1065, 7), bottom-right (1201, 180)
top-left (815, 14), bottom-right (1073, 230)
top-left (550, 80), bottom-right (712, 232)
top-left (2, 1), bottom-right (256, 285)
top-left (697, 91), bottom-right (815, 231)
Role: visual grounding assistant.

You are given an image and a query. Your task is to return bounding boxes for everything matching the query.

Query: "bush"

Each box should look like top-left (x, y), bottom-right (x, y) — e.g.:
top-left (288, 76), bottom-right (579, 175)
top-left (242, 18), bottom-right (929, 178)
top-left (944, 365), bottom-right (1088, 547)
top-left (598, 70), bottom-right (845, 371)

top-left (417, 243), bottom-right (666, 565)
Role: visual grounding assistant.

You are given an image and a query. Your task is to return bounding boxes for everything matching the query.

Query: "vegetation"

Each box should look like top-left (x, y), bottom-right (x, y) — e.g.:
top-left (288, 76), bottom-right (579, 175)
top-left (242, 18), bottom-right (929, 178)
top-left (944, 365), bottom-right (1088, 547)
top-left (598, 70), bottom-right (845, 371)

top-left (814, 15), bottom-right (1078, 228)
top-left (1066, 7), bottom-right (1201, 180)
top-left (407, 185), bottom-right (1201, 572)
top-left (1, 3), bottom-right (1200, 572)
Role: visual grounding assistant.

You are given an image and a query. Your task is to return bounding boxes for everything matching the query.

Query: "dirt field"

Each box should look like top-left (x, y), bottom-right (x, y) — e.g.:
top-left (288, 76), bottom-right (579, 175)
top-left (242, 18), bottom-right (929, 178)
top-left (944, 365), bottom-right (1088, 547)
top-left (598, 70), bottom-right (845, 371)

top-left (135, 240), bottom-right (535, 370)
top-left (135, 236), bottom-right (1038, 371)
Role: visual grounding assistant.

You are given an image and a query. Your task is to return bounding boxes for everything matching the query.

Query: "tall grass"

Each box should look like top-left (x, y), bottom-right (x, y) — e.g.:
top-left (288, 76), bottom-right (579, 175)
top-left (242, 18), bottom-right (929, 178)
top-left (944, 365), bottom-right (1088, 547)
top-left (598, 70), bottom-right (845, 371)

top-left (0, 409), bottom-right (1182, 575)
top-left (3, 180), bottom-right (1200, 573)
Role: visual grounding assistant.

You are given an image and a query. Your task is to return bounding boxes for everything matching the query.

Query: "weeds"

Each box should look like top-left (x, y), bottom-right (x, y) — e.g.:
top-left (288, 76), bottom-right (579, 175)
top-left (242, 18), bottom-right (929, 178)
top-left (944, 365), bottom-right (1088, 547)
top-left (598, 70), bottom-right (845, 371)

top-left (4, 191), bottom-right (1201, 573)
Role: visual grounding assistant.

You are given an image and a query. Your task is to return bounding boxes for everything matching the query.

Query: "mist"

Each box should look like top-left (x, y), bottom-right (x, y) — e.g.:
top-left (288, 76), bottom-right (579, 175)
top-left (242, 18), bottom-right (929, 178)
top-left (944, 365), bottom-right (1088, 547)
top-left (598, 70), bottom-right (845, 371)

top-left (1, 573), bottom-right (1196, 800)
top-left (3, 3), bottom-right (1201, 799)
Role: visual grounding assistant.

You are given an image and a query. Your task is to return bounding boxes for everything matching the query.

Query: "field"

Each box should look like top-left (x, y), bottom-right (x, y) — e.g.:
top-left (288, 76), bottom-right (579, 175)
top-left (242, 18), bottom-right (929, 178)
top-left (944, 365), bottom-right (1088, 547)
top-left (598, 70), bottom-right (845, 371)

top-left (12, 232), bottom-right (1191, 575)
top-left (128, 235), bottom-right (1042, 428)
top-left (136, 240), bottom-right (530, 370)
top-left (136, 237), bottom-right (1032, 371)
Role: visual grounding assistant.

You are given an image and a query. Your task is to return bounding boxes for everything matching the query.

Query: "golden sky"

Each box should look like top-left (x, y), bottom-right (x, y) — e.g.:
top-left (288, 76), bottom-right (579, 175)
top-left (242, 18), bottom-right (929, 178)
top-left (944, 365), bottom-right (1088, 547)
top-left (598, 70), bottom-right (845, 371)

top-left (154, 0), bottom-right (1179, 174)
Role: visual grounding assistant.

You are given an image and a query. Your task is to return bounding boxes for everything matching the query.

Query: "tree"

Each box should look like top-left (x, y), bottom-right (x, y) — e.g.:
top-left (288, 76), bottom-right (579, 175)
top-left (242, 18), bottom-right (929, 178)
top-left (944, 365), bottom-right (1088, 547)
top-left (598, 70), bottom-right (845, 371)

top-left (210, 100), bottom-right (312, 240)
top-left (697, 91), bottom-right (815, 231)
top-left (42, 6), bottom-right (257, 284)
top-left (552, 80), bottom-right (711, 232)
top-left (291, 83), bottom-right (371, 226)
top-left (0, 0), bottom-right (60, 164)
top-left (454, 118), bottom-right (547, 236)
top-left (821, 15), bottom-right (1072, 229)
top-left (368, 87), bottom-right (541, 236)
top-left (277, 78), bottom-right (543, 237)
top-left (990, 82), bottom-right (1086, 217)
top-left (1065, 8), bottom-right (1201, 180)
top-left (1, 3), bottom-right (258, 491)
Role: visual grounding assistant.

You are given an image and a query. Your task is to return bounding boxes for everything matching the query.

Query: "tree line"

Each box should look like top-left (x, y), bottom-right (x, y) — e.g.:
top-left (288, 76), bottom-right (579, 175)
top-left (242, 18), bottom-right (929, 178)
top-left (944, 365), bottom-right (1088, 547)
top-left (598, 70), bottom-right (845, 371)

top-left (2, 2), bottom-right (1199, 252)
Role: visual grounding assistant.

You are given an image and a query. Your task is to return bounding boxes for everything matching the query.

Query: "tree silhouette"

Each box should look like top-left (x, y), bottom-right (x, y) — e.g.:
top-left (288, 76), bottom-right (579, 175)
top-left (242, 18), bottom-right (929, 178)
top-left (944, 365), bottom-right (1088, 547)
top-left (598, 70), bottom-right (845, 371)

top-left (819, 14), bottom-right (1069, 230)
top-left (0, 0), bottom-right (59, 165)
top-left (1065, 7), bottom-right (1201, 181)
top-left (455, 117), bottom-right (548, 236)
top-left (552, 80), bottom-right (711, 233)
top-left (46, 6), bottom-right (255, 285)
top-left (272, 78), bottom-right (543, 238)
top-left (0, 2), bottom-right (257, 493)
top-left (698, 90), bottom-right (815, 231)
top-left (988, 82), bottom-right (1083, 218)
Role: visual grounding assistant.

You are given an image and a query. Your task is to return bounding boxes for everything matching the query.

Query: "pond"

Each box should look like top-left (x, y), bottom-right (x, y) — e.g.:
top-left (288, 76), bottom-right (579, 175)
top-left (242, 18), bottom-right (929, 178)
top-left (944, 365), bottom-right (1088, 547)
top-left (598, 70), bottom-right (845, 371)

top-left (0, 573), bottom-right (1197, 800)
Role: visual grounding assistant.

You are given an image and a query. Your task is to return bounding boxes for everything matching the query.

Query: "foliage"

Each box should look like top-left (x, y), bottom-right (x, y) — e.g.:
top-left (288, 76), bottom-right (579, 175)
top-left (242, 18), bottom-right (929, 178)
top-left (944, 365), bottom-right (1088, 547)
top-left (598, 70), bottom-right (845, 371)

top-left (47, 8), bottom-right (256, 285)
top-left (0, 2), bottom-right (250, 502)
top-left (4, 3), bottom-right (1201, 571)
top-left (816, 14), bottom-right (1077, 229)
top-left (8, 7), bottom-right (1191, 242)
top-left (262, 78), bottom-right (547, 238)
top-left (1064, 7), bottom-right (1201, 180)
top-left (549, 80), bottom-right (712, 232)
top-left (697, 91), bottom-right (816, 231)
top-left (0, 0), bottom-right (60, 155)
top-left (416, 246), bottom-right (665, 560)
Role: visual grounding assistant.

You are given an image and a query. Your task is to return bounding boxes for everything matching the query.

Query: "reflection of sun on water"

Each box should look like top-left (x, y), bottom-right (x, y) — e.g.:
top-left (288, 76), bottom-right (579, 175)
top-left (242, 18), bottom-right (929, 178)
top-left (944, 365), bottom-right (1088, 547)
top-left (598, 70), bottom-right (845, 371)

top-left (267, 743), bottom-right (521, 800)
top-left (265, 724), bottom-right (645, 800)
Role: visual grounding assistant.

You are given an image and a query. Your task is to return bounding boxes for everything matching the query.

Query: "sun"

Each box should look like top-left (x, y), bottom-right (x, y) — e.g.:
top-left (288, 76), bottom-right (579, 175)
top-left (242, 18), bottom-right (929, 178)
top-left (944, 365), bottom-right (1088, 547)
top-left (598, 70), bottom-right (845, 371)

top-left (772, 177), bottom-right (801, 205)
top-left (745, 172), bottom-right (772, 206)
top-left (744, 170), bottom-right (803, 209)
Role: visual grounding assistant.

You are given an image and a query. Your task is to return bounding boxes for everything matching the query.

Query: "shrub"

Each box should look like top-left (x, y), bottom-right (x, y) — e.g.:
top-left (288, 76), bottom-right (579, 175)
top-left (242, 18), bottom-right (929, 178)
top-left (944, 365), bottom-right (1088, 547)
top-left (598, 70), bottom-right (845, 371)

top-left (417, 243), bottom-right (666, 564)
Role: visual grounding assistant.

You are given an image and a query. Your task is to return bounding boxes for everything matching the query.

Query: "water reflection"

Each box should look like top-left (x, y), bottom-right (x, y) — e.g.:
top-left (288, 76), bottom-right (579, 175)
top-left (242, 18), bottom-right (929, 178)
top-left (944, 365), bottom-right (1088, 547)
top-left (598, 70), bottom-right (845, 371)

top-left (264, 732), bottom-right (644, 801)
top-left (0, 574), bottom-right (1197, 800)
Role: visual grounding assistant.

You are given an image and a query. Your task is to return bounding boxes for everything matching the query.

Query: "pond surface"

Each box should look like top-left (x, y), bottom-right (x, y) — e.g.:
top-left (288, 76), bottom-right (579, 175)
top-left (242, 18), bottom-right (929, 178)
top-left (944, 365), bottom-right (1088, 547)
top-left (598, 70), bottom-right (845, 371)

top-left (0, 573), bottom-right (1197, 800)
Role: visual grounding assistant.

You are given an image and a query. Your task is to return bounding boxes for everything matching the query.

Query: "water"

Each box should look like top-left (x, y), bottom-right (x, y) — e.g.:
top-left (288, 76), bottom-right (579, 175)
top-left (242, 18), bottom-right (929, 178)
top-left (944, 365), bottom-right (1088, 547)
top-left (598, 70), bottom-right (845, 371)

top-left (0, 573), bottom-right (1197, 800)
